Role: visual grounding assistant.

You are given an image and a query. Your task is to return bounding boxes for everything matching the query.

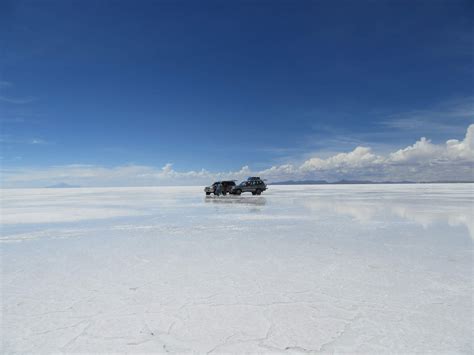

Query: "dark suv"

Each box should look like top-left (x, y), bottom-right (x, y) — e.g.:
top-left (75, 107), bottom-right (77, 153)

top-left (204, 181), bottom-right (236, 195)
top-left (231, 177), bottom-right (267, 195)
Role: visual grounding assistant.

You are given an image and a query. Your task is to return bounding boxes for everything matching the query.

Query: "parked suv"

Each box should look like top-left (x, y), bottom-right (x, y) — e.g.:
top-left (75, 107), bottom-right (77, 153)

top-left (231, 177), bottom-right (267, 195)
top-left (204, 181), bottom-right (236, 195)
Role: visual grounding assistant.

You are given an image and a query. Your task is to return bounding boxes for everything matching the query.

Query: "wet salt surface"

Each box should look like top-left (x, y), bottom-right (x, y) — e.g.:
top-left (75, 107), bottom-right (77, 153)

top-left (1, 184), bottom-right (473, 353)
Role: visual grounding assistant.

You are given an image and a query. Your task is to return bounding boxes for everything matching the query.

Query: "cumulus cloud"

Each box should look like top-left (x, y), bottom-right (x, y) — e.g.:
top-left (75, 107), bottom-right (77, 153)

top-left (446, 124), bottom-right (474, 160)
top-left (389, 125), bottom-right (474, 164)
top-left (294, 124), bottom-right (473, 181)
top-left (1, 125), bottom-right (473, 188)
top-left (301, 146), bottom-right (383, 171)
top-left (389, 137), bottom-right (441, 163)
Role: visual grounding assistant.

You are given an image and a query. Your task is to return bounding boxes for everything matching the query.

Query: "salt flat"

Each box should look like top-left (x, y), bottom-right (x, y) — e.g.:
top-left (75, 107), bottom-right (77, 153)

top-left (1, 184), bottom-right (473, 353)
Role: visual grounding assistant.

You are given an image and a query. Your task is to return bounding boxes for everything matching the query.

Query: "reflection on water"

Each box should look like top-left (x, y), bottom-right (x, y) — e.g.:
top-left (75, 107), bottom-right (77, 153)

top-left (201, 185), bottom-right (473, 239)
top-left (301, 193), bottom-right (474, 239)
top-left (204, 195), bottom-right (267, 206)
top-left (2, 187), bottom-right (472, 352)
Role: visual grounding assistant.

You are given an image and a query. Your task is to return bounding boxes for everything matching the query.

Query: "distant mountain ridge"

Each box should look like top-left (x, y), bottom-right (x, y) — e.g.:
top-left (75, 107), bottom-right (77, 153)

top-left (270, 180), bottom-right (474, 185)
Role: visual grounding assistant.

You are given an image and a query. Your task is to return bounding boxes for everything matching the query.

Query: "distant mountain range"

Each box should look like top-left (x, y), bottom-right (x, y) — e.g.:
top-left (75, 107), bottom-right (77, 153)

top-left (270, 180), bottom-right (474, 185)
top-left (46, 182), bottom-right (81, 188)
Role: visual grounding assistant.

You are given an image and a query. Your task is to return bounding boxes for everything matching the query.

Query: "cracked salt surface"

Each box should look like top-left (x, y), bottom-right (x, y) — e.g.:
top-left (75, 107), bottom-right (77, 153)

top-left (1, 184), bottom-right (473, 353)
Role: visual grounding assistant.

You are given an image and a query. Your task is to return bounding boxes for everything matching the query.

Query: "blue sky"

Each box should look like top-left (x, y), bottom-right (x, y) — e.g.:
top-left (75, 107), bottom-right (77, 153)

top-left (1, 0), bottom-right (473, 186)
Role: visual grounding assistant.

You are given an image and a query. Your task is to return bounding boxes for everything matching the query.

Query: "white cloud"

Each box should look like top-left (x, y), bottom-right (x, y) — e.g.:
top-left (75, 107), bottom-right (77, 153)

top-left (301, 124), bottom-right (473, 180)
top-left (301, 146), bottom-right (383, 171)
top-left (446, 124), bottom-right (474, 160)
top-left (1, 125), bottom-right (473, 188)
top-left (389, 137), bottom-right (441, 163)
top-left (389, 124), bottom-right (474, 164)
top-left (30, 138), bottom-right (48, 145)
top-left (0, 163), bottom-right (251, 188)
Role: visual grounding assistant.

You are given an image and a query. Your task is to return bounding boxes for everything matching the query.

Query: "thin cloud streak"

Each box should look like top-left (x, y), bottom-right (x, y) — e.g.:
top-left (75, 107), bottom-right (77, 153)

top-left (0, 96), bottom-right (37, 104)
top-left (0, 81), bottom-right (12, 88)
top-left (380, 96), bottom-right (474, 133)
top-left (0, 136), bottom-right (49, 145)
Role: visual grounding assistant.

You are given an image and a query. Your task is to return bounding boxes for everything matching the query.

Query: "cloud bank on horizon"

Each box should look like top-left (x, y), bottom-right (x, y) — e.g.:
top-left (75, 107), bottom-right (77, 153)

top-left (2, 124), bottom-right (473, 188)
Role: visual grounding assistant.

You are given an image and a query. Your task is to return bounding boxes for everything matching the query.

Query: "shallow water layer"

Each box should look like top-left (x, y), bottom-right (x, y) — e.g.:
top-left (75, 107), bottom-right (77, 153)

top-left (1, 184), bottom-right (473, 353)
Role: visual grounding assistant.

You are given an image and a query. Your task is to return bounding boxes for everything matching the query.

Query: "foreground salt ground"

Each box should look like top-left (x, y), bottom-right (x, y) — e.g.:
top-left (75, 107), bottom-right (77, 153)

top-left (1, 184), bottom-right (473, 353)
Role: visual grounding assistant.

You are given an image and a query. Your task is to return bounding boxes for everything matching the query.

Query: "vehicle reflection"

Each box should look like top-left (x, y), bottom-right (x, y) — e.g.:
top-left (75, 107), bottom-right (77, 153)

top-left (204, 195), bottom-right (267, 206)
top-left (302, 197), bottom-right (473, 239)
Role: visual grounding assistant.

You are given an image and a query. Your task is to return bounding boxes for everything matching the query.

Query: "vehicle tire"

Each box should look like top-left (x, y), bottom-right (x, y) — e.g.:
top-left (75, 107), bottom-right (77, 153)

top-left (206, 192), bottom-right (210, 195)
top-left (234, 189), bottom-right (242, 195)
top-left (255, 189), bottom-right (262, 195)
top-left (222, 191), bottom-right (227, 196)
top-left (252, 191), bottom-right (257, 195)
